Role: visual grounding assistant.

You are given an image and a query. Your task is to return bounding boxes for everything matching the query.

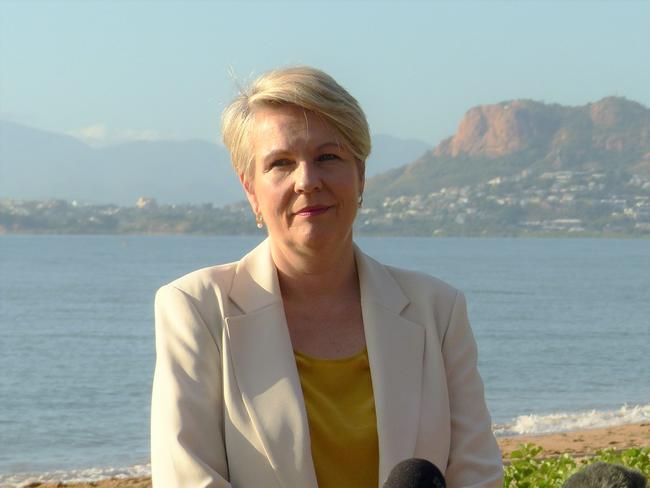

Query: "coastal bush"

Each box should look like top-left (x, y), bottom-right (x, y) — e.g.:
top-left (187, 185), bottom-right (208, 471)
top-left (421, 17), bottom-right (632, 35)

top-left (503, 443), bottom-right (650, 487)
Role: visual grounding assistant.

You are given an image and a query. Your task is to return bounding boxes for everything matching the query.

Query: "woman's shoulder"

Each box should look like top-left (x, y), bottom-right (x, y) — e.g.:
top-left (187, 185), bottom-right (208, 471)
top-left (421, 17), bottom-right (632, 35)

top-left (376, 261), bottom-right (468, 342)
top-left (385, 264), bottom-right (459, 298)
top-left (384, 263), bottom-right (463, 313)
top-left (358, 248), bottom-right (461, 303)
top-left (159, 261), bottom-right (239, 302)
top-left (356, 247), bottom-right (464, 325)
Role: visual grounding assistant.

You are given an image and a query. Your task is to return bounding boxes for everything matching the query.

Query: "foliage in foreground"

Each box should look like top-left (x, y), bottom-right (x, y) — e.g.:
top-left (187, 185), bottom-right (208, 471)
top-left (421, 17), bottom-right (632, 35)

top-left (504, 443), bottom-right (650, 488)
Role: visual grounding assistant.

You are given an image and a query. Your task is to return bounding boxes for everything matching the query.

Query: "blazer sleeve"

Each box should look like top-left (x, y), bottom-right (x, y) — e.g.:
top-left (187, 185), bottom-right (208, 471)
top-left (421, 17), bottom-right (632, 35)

top-left (442, 291), bottom-right (503, 488)
top-left (151, 284), bottom-right (231, 488)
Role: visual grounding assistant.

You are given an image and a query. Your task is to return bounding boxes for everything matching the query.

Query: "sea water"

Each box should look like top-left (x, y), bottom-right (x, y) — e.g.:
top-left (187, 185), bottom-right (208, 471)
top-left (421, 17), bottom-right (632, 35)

top-left (1, 235), bottom-right (648, 485)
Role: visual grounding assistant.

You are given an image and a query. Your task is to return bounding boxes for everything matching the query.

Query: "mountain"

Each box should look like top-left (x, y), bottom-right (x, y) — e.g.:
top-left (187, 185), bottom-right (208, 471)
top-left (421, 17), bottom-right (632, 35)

top-left (0, 121), bottom-right (429, 205)
top-left (0, 121), bottom-right (243, 205)
top-left (365, 97), bottom-right (650, 204)
top-left (7, 96), bottom-right (647, 208)
top-left (365, 134), bottom-right (431, 176)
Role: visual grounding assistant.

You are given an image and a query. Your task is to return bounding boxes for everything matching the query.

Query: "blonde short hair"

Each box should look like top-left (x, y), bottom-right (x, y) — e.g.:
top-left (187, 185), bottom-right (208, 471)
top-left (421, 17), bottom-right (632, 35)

top-left (221, 66), bottom-right (371, 178)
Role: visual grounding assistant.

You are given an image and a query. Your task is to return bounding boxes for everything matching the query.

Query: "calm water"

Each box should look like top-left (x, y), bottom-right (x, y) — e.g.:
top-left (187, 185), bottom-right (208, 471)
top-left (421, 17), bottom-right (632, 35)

top-left (1, 235), bottom-right (649, 481)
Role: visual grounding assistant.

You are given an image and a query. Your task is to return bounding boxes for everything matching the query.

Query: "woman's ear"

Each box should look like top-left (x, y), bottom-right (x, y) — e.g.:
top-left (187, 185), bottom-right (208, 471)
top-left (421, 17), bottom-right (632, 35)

top-left (239, 173), bottom-right (259, 215)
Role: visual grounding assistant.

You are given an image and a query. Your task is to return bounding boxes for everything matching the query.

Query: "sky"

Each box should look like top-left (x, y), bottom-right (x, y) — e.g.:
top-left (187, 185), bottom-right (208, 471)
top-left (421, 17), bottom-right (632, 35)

top-left (1, 0), bottom-right (649, 148)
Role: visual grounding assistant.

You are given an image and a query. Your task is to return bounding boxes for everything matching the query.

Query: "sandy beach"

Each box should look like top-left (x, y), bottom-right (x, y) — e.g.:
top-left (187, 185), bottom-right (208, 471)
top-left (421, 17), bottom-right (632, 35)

top-left (22, 422), bottom-right (649, 487)
top-left (498, 421), bottom-right (650, 460)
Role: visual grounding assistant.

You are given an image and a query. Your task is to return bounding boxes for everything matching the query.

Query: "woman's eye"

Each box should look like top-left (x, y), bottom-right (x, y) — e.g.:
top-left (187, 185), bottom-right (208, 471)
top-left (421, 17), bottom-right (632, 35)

top-left (270, 159), bottom-right (292, 168)
top-left (317, 153), bottom-right (339, 162)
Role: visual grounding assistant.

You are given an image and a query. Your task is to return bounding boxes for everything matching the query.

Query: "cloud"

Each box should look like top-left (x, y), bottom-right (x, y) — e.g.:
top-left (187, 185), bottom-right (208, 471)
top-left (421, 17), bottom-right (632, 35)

top-left (68, 123), bottom-right (108, 146)
top-left (67, 124), bottom-right (167, 146)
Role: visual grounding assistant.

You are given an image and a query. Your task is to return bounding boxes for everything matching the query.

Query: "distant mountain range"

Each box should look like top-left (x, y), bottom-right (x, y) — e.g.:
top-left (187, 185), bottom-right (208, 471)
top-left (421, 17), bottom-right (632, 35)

top-left (3, 96), bottom-right (649, 208)
top-left (365, 96), bottom-right (650, 204)
top-left (4, 97), bottom-right (650, 237)
top-left (0, 121), bottom-right (430, 206)
top-left (0, 122), bottom-right (242, 205)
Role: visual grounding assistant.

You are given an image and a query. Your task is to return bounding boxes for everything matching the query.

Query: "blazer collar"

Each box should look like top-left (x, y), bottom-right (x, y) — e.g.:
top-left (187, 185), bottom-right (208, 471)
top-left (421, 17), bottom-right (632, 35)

top-left (229, 239), bottom-right (410, 315)
top-left (229, 239), bottom-right (281, 314)
top-left (226, 239), bottom-right (424, 487)
top-left (354, 242), bottom-right (410, 315)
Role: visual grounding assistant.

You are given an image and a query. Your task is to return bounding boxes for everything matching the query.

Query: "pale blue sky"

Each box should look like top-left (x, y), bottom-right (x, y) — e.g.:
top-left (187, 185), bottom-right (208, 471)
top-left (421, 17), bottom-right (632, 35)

top-left (1, 0), bottom-right (649, 147)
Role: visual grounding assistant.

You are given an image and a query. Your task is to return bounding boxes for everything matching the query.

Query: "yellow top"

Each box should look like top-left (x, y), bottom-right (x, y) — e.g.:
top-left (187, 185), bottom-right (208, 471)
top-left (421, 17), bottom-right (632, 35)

top-left (294, 347), bottom-right (379, 488)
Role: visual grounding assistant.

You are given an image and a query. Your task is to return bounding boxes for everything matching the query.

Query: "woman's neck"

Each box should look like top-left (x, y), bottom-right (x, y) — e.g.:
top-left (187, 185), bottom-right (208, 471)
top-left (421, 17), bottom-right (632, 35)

top-left (270, 239), bottom-right (359, 301)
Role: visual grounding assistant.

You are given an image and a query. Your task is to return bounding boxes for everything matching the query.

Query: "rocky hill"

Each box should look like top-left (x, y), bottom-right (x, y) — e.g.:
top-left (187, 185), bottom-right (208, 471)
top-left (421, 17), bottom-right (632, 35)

top-left (365, 97), bottom-right (650, 204)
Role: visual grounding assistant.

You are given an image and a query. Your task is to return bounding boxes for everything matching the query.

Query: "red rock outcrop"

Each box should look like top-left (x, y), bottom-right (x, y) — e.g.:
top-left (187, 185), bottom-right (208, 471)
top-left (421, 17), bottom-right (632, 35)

top-left (433, 97), bottom-right (650, 159)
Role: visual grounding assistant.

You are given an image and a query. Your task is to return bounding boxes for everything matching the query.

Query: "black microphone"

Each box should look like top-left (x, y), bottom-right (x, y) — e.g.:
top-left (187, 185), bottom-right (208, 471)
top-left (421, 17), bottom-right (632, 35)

top-left (562, 461), bottom-right (647, 488)
top-left (383, 458), bottom-right (446, 488)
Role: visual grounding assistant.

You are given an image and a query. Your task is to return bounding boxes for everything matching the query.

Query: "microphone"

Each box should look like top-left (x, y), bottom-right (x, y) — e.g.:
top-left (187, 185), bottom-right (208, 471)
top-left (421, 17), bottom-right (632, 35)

top-left (562, 461), bottom-right (647, 488)
top-left (383, 458), bottom-right (446, 488)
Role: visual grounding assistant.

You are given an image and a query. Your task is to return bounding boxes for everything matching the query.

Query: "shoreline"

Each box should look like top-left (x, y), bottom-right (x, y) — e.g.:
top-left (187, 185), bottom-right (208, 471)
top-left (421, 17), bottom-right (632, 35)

top-left (15, 422), bottom-right (650, 488)
top-left (498, 421), bottom-right (650, 459)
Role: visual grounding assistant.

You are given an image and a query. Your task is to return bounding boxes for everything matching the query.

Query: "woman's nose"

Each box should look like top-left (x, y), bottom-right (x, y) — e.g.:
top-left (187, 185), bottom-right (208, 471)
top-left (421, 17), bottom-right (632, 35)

top-left (294, 161), bottom-right (322, 193)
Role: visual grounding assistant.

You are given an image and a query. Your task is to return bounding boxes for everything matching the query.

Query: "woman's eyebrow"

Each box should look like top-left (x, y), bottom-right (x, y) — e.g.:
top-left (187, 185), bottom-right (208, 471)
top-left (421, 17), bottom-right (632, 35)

top-left (264, 142), bottom-right (340, 159)
top-left (262, 149), bottom-right (290, 161)
top-left (316, 141), bottom-right (341, 150)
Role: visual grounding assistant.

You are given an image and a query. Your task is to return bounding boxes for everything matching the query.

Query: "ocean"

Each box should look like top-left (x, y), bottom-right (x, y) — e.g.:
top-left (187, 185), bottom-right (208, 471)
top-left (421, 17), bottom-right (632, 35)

top-left (1, 235), bottom-right (649, 486)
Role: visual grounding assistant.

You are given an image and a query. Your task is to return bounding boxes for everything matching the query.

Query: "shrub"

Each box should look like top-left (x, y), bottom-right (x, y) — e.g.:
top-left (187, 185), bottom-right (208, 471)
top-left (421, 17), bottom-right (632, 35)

top-left (503, 443), bottom-right (650, 487)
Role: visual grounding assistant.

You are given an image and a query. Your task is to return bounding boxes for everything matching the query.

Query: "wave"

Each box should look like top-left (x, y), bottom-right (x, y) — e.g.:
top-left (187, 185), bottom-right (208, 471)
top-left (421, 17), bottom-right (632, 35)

top-left (494, 403), bottom-right (650, 437)
top-left (0, 463), bottom-right (150, 488)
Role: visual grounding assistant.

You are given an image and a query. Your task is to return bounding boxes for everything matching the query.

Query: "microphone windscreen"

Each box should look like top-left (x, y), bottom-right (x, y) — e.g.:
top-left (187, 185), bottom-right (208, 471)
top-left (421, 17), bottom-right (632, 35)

top-left (383, 458), bottom-right (446, 488)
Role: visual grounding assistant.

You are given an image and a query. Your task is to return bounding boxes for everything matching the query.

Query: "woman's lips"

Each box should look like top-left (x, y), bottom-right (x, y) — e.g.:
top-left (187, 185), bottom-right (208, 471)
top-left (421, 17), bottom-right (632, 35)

top-left (294, 205), bottom-right (331, 217)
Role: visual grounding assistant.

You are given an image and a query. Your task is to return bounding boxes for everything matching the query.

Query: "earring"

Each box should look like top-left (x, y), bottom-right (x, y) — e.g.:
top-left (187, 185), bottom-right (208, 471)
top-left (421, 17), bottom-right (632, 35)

top-left (255, 214), bottom-right (264, 229)
top-left (358, 194), bottom-right (363, 208)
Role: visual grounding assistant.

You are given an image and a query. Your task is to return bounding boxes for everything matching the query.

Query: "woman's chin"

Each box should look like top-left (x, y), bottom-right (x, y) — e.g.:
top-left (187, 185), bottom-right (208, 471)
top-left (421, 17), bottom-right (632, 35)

top-left (286, 227), bottom-right (352, 255)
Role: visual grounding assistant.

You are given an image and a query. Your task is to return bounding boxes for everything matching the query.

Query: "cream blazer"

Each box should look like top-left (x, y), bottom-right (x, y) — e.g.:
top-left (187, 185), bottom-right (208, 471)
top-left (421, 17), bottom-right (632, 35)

top-left (151, 239), bottom-right (503, 488)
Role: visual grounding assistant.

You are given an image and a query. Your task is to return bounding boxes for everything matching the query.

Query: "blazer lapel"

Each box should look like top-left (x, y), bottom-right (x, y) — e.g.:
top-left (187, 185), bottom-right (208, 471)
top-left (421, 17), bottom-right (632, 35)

top-left (225, 240), bottom-right (317, 488)
top-left (225, 240), bottom-right (424, 487)
top-left (355, 247), bottom-right (426, 485)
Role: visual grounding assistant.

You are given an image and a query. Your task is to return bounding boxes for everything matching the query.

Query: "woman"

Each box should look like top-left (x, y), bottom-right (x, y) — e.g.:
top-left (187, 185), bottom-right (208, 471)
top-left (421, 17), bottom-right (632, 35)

top-left (151, 66), bottom-right (503, 488)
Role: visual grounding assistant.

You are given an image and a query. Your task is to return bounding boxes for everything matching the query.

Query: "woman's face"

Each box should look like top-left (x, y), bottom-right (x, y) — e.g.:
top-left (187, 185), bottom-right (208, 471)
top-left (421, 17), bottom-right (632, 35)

top-left (242, 104), bottom-right (364, 257)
